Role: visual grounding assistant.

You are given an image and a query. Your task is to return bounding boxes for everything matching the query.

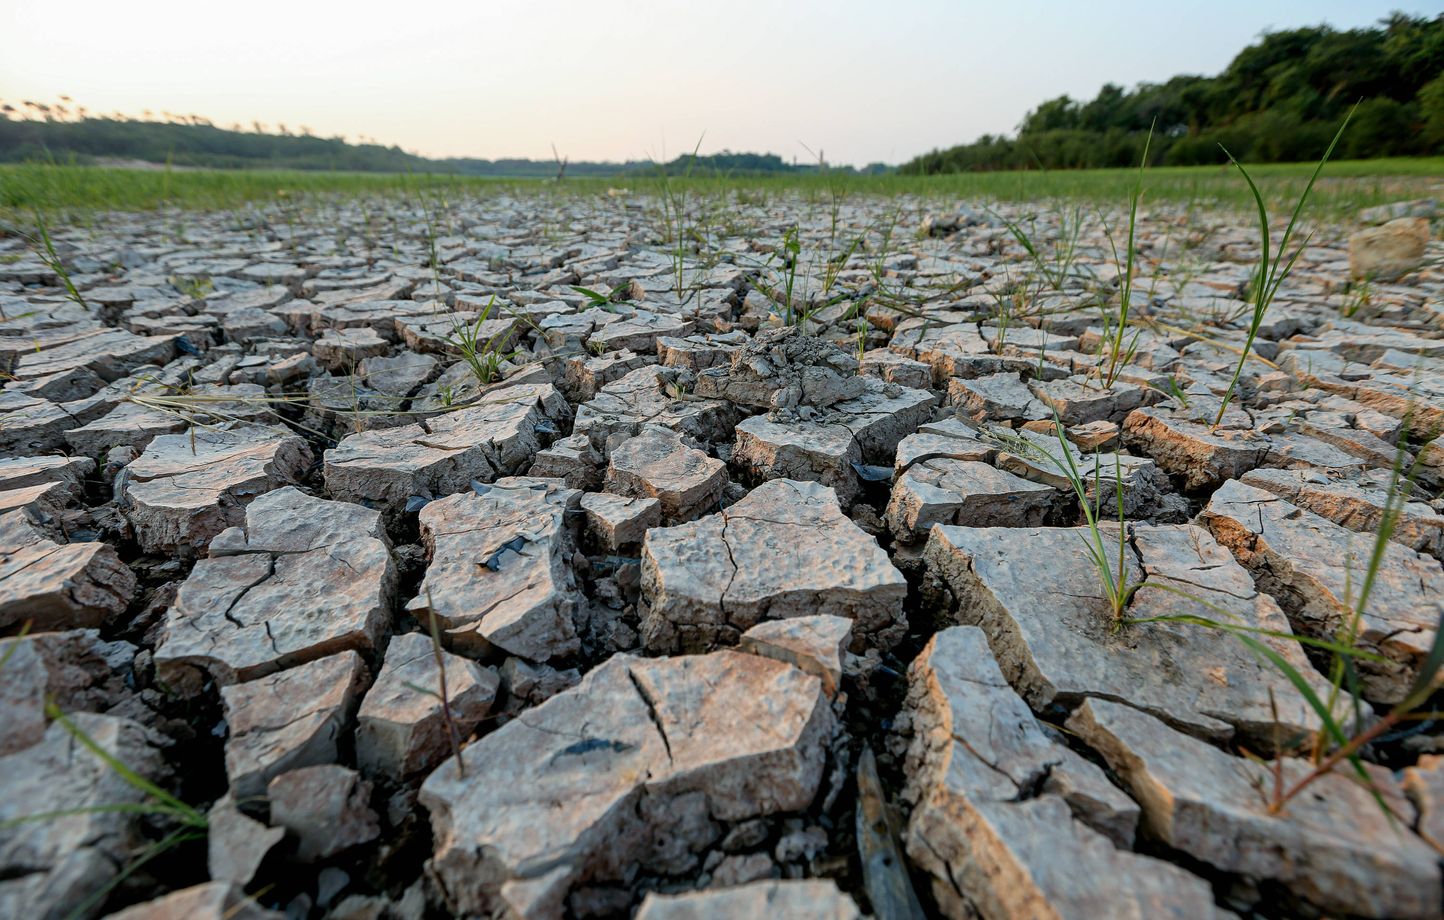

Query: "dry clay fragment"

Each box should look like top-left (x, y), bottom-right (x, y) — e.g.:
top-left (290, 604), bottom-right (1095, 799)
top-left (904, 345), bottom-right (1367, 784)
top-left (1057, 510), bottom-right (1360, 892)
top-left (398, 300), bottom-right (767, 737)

top-left (1070, 698), bottom-right (1442, 920)
top-left (572, 366), bottom-right (739, 456)
top-left (155, 487), bottom-right (395, 687)
top-left (0, 714), bottom-right (166, 920)
top-left (1404, 755), bottom-right (1444, 852)
top-left (355, 631), bottom-right (499, 781)
top-left (0, 628), bottom-right (136, 756)
top-left (635, 880), bottom-right (860, 920)
top-left (886, 458), bottom-right (1055, 543)
top-left (641, 479), bottom-right (907, 653)
top-left (0, 509), bottom-right (135, 632)
top-left (731, 378), bottom-right (937, 506)
top-left (324, 382), bottom-right (565, 525)
top-left (605, 425), bottom-right (727, 523)
top-left (221, 651), bottom-right (368, 800)
top-left (1241, 467), bottom-right (1444, 559)
top-left (1199, 478), bottom-right (1443, 703)
top-left (739, 614), bottom-right (852, 698)
top-left (903, 626), bottom-right (1225, 920)
top-left (0, 454), bottom-right (92, 496)
top-left (408, 478), bottom-right (582, 661)
top-left (922, 522), bottom-right (1329, 744)
top-left (579, 491), bottom-right (661, 552)
top-left (207, 794), bottom-right (283, 888)
top-left (121, 425), bottom-right (313, 556)
top-left (1122, 407), bottom-right (1270, 490)
top-left (267, 764), bottom-right (380, 861)
top-left (694, 326), bottom-right (866, 409)
top-left (419, 649), bottom-right (835, 920)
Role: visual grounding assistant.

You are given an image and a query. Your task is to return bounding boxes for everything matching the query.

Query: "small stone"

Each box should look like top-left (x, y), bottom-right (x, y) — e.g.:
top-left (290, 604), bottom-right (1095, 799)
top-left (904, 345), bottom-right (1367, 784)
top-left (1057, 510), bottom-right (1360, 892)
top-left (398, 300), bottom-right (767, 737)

top-left (719, 819), bottom-right (770, 853)
top-left (268, 765), bottom-right (380, 861)
top-left (709, 852), bottom-right (776, 887)
top-left (1068, 419), bottom-right (1120, 451)
top-left (498, 657), bottom-right (581, 709)
top-left (773, 825), bottom-right (828, 864)
top-left (1350, 217), bottom-right (1429, 281)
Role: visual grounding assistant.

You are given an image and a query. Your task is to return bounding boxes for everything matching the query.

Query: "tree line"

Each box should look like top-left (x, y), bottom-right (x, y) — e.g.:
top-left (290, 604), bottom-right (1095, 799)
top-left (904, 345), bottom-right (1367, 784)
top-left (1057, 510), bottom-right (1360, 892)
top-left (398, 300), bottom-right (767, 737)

top-left (0, 107), bottom-right (889, 177)
top-left (901, 13), bottom-right (1444, 173)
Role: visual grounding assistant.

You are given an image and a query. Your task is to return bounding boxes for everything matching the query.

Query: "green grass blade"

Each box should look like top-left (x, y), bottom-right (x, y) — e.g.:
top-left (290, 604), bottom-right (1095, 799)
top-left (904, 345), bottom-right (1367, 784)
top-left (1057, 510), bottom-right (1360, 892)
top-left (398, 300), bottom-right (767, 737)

top-left (44, 703), bottom-right (206, 827)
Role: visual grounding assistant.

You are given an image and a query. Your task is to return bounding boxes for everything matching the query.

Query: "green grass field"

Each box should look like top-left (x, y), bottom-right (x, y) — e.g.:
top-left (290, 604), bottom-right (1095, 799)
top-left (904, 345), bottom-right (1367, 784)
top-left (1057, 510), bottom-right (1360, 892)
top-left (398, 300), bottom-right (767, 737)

top-left (2, 157), bottom-right (1442, 222)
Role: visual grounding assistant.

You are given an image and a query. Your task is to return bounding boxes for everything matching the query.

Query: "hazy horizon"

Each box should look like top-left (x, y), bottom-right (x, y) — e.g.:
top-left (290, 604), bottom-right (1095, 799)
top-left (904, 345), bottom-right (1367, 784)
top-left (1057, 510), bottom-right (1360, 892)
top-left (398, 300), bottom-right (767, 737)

top-left (1, 0), bottom-right (1428, 167)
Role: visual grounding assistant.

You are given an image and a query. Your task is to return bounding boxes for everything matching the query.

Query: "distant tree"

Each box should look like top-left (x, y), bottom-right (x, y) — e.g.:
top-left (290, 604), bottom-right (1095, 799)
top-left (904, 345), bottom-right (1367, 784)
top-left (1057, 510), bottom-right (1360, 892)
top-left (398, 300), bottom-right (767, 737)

top-left (901, 14), bottom-right (1444, 173)
top-left (1420, 72), bottom-right (1444, 147)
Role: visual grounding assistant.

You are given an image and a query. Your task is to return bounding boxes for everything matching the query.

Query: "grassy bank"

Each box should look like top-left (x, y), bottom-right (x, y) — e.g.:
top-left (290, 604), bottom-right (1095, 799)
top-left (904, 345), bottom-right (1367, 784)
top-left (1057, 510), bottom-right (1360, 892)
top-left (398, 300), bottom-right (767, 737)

top-left (2, 158), bottom-right (1442, 221)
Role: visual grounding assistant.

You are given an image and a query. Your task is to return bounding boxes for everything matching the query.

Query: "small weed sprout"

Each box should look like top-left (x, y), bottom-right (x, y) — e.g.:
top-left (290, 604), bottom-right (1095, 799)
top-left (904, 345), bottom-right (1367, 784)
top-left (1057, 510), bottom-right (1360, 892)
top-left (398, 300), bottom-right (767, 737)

top-left (29, 209), bottom-right (90, 313)
top-left (1212, 107), bottom-right (1353, 426)
top-left (988, 414), bottom-right (1137, 626)
top-left (994, 203), bottom-right (1086, 292)
top-left (655, 135), bottom-right (705, 301)
top-left (1341, 279), bottom-right (1373, 318)
top-left (778, 225), bottom-right (803, 325)
top-left (405, 590), bottom-right (467, 776)
top-left (572, 285), bottom-right (630, 311)
top-left (1095, 124), bottom-right (1153, 389)
top-left (448, 296), bottom-right (514, 388)
top-left (169, 274), bottom-right (214, 301)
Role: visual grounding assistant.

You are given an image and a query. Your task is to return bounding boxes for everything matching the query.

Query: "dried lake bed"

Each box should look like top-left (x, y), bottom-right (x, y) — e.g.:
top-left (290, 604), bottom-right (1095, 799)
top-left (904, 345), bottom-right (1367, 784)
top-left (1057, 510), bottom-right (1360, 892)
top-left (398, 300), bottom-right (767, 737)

top-left (1, 188), bottom-right (1443, 919)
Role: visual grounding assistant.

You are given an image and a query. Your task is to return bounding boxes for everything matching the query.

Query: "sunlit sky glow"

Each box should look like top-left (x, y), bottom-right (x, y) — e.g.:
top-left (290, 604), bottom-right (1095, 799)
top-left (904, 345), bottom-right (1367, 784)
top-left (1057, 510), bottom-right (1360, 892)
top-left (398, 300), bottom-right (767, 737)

top-left (0, 0), bottom-right (1425, 165)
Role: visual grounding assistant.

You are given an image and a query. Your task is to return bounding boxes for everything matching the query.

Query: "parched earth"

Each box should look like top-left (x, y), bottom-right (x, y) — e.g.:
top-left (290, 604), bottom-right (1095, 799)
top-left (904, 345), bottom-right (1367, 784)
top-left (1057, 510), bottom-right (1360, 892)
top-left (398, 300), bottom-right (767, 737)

top-left (1, 191), bottom-right (1443, 920)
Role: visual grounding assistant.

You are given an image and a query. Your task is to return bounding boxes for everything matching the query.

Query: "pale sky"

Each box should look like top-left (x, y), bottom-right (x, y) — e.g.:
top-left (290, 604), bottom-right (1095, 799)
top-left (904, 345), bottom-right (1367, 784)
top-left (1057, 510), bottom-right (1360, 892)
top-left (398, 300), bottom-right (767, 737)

top-left (0, 0), bottom-right (1427, 166)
